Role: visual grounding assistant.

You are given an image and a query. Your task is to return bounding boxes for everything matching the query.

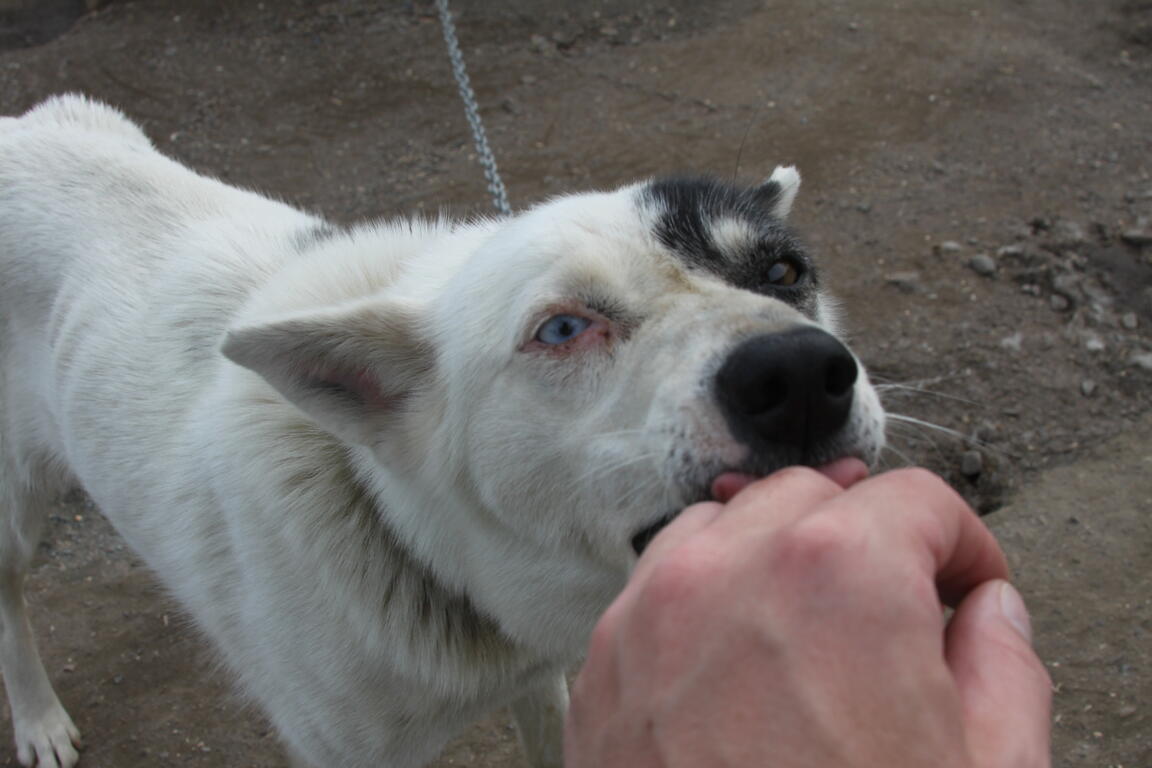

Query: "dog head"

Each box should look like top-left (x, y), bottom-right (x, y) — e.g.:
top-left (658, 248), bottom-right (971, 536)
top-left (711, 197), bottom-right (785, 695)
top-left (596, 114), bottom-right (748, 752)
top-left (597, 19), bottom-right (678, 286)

top-left (223, 168), bottom-right (885, 575)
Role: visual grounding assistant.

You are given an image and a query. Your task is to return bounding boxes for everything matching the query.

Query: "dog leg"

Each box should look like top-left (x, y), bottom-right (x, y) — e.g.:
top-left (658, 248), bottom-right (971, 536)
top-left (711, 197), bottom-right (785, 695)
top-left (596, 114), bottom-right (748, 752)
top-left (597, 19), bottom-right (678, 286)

top-left (0, 490), bottom-right (81, 768)
top-left (510, 672), bottom-right (568, 768)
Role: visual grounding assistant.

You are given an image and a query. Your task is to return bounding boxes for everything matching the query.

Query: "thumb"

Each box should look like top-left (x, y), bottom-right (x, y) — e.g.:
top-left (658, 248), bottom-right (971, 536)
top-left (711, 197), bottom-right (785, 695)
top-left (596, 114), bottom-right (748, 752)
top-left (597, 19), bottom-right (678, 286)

top-left (945, 580), bottom-right (1053, 768)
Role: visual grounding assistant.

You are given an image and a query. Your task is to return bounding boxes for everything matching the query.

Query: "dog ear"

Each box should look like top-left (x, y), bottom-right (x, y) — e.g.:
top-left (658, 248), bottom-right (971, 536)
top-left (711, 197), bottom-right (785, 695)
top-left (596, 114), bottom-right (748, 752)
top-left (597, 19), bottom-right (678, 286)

top-left (752, 165), bottom-right (801, 220)
top-left (221, 298), bottom-right (431, 446)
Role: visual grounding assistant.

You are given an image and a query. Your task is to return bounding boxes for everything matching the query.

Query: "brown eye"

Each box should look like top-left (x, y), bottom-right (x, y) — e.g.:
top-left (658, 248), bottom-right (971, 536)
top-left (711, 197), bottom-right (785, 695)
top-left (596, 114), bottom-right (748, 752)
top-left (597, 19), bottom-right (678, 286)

top-left (766, 260), bottom-right (799, 286)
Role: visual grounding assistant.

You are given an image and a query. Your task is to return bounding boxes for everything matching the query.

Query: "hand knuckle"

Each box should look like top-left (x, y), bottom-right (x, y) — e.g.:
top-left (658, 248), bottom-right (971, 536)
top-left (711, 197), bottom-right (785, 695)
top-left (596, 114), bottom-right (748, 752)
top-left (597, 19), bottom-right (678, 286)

top-left (773, 514), bottom-right (859, 573)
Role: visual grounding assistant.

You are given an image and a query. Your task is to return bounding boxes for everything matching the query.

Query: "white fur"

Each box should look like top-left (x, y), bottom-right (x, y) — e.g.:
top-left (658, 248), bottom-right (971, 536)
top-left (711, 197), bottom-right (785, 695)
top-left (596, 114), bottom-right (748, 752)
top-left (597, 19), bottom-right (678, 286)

top-left (768, 164), bottom-right (802, 218)
top-left (0, 95), bottom-right (885, 768)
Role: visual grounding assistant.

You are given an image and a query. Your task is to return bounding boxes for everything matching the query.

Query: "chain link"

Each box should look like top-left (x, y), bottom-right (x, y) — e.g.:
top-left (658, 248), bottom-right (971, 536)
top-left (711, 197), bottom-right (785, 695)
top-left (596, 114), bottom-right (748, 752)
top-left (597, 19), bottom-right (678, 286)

top-left (436, 0), bottom-right (512, 216)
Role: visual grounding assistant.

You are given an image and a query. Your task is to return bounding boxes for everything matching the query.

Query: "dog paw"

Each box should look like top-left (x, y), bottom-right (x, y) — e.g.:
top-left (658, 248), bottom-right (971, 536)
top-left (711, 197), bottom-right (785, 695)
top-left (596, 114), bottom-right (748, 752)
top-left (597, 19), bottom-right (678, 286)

top-left (14, 706), bottom-right (82, 768)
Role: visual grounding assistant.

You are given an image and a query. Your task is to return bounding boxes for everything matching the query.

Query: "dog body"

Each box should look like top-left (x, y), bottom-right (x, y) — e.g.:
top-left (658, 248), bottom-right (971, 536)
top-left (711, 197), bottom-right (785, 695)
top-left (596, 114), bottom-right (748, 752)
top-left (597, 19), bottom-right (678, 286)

top-left (0, 95), bottom-right (885, 768)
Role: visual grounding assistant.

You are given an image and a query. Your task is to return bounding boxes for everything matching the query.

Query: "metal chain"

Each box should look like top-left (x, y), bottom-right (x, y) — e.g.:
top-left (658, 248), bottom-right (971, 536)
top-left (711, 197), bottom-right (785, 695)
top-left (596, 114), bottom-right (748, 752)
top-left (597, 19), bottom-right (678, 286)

top-left (435, 0), bottom-right (512, 216)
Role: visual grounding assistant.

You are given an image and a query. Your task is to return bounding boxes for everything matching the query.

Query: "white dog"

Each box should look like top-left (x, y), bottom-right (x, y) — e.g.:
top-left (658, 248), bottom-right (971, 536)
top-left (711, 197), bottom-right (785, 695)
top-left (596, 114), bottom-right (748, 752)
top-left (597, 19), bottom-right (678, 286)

top-left (0, 95), bottom-right (885, 768)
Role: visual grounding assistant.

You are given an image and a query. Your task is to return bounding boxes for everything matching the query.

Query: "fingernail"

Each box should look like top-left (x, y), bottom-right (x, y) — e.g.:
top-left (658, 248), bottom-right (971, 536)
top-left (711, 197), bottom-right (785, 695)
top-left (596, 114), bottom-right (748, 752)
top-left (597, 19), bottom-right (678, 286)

top-left (998, 581), bottom-right (1032, 644)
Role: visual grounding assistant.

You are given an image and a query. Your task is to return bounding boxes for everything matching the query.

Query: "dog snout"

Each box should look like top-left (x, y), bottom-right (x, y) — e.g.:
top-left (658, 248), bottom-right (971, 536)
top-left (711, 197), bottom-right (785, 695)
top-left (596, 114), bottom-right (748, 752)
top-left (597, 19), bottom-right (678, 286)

top-left (715, 327), bottom-right (858, 459)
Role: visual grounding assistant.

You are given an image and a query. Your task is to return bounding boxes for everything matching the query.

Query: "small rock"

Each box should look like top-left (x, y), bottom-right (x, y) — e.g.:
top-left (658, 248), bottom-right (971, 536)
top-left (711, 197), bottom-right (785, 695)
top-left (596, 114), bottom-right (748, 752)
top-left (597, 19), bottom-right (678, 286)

top-left (1131, 352), bottom-right (1152, 372)
top-left (960, 450), bottom-right (983, 477)
top-left (500, 98), bottom-right (522, 115)
top-left (1000, 332), bottom-right (1023, 352)
top-left (938, 240), bottom-right (963, 254)
top-left (520, 74), bottom-right (537, 85)
top-left (1050, 294), bottom-right (1070, 311)
top-left (884, 271), bottom-right (921, 293)
top-left (1052, 220), bottom-right (1087, 247)
top-left (550, 26), bottom-right (580, 47)
top-left (529, 34), bottom-right (552, 55)
top-left (968, 253), bottom-right (996, 276)
top-left (112, 674), bottom-right (124, 685)
top-left (855, 202), bottom-right (872, 213)
top-left (1052, 273), bottom-right (1080, 299)
top-left (1021, 283), bottom-right (1041, 296)
top-left (973, 420), bottom-right (1002, 443)
top-left (1117, 704), bottom-right (1138, 718)
top-left (1084, 334), bottom-right (1106, 353)
top-left (1121, 229), bottom-right (1152, 246)
top-left (1080, 379), bottom-right (1097, 397)
top-left (1121, 312), bottom-right (1138, 330)
top-left (996, 244), bottom-right (1025, 259)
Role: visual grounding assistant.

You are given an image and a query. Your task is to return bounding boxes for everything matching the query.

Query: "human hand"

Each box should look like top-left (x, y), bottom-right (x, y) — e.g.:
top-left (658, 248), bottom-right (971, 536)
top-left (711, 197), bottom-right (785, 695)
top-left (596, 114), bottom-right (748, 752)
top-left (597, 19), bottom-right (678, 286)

top-left (565, 463), bottom-right (1051, 767)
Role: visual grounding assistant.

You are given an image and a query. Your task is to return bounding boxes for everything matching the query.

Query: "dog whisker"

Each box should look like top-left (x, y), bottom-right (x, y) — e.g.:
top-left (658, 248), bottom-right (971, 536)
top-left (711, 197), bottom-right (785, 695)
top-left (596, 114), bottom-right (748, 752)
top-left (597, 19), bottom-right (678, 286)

top-left (874, 383), bottom-right (978, 406)
top-left (886, 413), bottom-right (968, 441)
top-left (566, 451), bottom-right (662, 497)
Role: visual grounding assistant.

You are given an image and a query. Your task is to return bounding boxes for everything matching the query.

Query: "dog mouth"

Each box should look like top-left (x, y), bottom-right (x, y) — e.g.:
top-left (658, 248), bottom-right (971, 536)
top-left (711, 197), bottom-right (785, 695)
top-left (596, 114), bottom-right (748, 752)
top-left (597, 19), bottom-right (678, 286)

top-left (630, 512), bottom-right (680, 555)
top-left (629, 458), bottom-right (869, 555)
top-left (630, 470), bottom-right (756, 555)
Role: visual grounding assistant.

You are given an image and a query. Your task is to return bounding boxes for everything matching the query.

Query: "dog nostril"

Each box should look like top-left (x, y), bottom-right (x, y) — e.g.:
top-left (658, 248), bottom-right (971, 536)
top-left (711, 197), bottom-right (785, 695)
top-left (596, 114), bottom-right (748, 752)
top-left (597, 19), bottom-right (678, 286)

top-left (740, 373), bottom-right (788, 416)
top-left (825, 354), bottom-right (857, 398)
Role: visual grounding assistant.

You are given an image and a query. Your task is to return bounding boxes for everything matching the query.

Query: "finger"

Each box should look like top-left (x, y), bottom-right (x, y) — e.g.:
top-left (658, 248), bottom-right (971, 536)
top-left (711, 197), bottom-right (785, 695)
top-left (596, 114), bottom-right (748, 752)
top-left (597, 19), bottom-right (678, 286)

top-left (815, 456), bottom-right (870, 489)
top-left (630, 501), bottom-right (723, 583)
top-left (815, 468), bottom-right (1009, 605)
top-left (708, 465), bottom-right (845, 539)
top-left (710, 458), bottom-right (869, 503)
top-left (945, 580), bottom-right (1052, 768)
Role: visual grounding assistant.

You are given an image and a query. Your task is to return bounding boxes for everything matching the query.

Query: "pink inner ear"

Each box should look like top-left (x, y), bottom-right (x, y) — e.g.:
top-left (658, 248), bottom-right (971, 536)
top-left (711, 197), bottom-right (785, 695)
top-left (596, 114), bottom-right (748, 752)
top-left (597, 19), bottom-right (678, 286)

top-left (310, 365), bottom-right (396, 409)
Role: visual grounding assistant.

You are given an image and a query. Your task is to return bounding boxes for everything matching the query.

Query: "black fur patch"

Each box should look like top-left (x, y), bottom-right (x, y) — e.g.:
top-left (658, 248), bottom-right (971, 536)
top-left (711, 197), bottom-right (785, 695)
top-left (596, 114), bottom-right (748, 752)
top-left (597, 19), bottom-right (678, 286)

top-left (640, 176), bottom-right (819, 311)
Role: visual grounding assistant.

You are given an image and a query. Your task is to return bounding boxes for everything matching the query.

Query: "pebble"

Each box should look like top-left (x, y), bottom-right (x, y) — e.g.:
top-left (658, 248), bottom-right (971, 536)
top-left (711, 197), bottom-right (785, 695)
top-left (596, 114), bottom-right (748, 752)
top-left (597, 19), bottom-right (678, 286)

top-left (996, 244), bottom-right (1025, 259)
top-left (529, 35), bottom-right (552, 55)
top-left (884, 271), bottom-right (921, 293)
top-left (968, 253), bottom-right (996, 276)
top-left (1084, 335), bottom-right (1106, 353)
top-left (1080, 379), bottom-right (1097, 397)
top-left (1131, 352), bottom-right (1152, 372)
top-left (1121, 229), bottom-right (1152, 246)
top-left (1053, 220), bottom-right (1087, 246)
top-left (973, 420), bottom-right (1002, 442)
top-left (938, 240), bottom-right (963, 255)
top-left (960, 450), bottom-right (983, 477)
top-left (1000, 332), bottom-right (1023, 351)
top-left (1050, 294), bottom-right (1070, 311)
top-left (1121, 312), bottom-right (1138, 330)
top-left (1052, 273), bottom-right (1080, 299)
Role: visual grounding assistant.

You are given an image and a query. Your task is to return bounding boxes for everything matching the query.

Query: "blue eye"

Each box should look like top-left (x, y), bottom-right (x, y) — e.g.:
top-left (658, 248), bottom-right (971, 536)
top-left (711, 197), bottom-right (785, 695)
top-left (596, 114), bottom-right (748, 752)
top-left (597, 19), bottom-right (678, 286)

top-left (535, 314), bottom-right (593, 345)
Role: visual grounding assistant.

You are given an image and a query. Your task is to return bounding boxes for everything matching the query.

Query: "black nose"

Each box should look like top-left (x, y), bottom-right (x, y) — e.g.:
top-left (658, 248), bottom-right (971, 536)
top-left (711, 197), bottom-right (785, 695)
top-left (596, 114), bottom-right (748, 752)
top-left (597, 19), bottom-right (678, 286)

top-left (715, 327), bottom-right (858, 459)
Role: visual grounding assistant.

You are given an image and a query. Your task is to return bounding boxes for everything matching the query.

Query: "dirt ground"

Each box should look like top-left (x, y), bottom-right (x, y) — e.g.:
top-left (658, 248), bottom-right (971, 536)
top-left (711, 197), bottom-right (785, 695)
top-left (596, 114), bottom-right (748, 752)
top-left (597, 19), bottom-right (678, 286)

top-left (0, 0), bottom-right (1150, 765)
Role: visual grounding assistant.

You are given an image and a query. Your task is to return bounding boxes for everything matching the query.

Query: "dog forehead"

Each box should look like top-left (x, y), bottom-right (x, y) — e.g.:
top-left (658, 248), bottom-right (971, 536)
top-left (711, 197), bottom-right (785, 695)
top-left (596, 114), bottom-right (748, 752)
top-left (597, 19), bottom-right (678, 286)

top-left (635, 176), bottom-right (810, 294)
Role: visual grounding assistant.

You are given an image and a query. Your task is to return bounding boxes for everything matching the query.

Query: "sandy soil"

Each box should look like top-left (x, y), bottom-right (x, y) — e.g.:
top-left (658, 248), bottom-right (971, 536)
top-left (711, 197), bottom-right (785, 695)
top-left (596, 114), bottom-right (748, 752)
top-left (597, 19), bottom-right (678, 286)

top-left (0, 0), bottom-right (1150, 765)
